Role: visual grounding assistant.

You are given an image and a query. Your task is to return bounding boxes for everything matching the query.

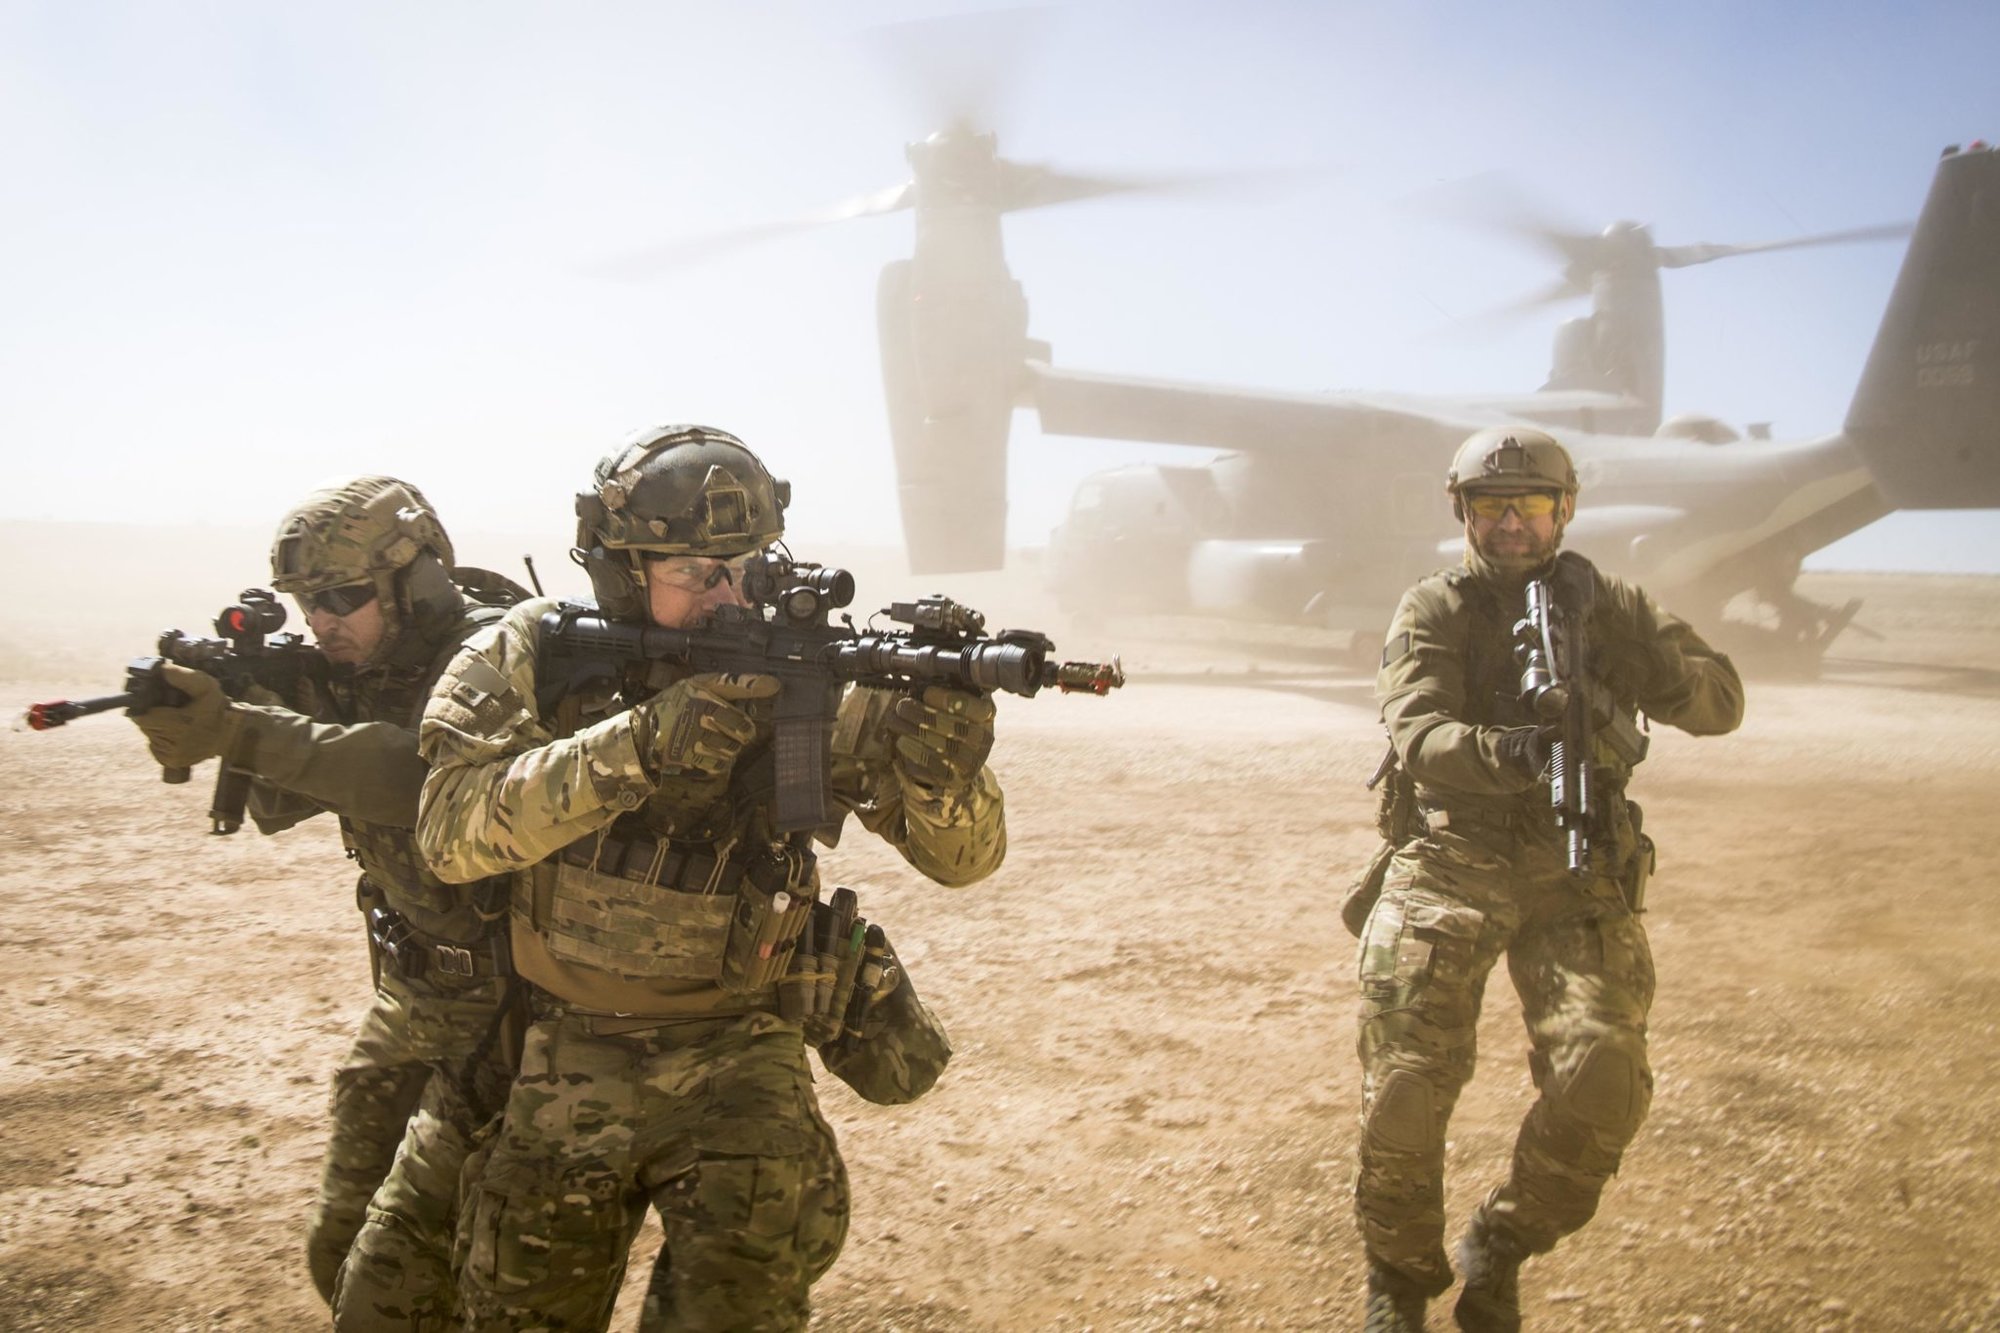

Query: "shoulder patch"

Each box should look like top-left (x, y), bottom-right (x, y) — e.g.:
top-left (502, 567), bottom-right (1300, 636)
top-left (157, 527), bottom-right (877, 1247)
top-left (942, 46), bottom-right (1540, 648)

top-left (449, 655), bottom-right (515, 710)
top-left (1382, 631), bottom-right (1414, 668)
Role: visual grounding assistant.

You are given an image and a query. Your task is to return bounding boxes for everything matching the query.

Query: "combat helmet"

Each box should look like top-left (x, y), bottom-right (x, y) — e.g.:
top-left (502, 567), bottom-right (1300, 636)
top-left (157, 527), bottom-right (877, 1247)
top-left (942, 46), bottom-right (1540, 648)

top-left (574, 424), bottom-right (789, 619)
top-left (1445, 426), bottom-right (1578, 520)
top-left (269, 475), bottom-right (457, 660)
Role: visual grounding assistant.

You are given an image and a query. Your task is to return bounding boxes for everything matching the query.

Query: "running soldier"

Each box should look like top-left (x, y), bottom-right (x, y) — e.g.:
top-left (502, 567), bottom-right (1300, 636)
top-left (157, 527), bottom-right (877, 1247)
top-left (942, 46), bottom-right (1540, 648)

top-left (1350, 428), bottom-right (1743, 1331)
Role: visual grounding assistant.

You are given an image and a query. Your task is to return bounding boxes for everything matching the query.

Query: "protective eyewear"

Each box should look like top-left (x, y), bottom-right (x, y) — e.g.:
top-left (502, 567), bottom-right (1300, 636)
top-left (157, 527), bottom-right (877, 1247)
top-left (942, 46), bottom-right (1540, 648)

top-left (1465, 491), bottom-right (1560, 520)
top-left (304, 583), bottom-right (379, 617)
top-left (641, 551), bottom-right (757, 593)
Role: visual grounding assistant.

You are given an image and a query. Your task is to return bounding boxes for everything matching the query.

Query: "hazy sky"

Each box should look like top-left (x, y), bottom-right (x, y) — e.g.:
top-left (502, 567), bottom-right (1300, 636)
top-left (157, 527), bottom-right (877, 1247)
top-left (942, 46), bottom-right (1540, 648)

top-left (4, 0), bottom-right (1997, 570)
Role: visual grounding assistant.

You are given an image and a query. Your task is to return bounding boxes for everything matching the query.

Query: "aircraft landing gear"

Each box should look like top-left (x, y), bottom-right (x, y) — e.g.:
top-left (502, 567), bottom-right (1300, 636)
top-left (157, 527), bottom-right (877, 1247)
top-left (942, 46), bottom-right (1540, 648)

top-left (1716, 583), bottom-right (1873, 675)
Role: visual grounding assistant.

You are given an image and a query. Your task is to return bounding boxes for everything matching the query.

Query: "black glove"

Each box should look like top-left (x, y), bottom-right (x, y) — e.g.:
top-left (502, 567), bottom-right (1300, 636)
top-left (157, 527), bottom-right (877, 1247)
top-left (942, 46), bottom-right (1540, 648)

top-left (1494, 725), bottom-right (1554, 782)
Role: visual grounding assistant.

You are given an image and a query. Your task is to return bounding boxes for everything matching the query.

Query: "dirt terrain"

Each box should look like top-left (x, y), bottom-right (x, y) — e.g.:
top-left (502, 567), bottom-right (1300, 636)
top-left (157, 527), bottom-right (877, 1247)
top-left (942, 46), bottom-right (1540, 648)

top-left (2, 534), bottom-right (1997, 1331)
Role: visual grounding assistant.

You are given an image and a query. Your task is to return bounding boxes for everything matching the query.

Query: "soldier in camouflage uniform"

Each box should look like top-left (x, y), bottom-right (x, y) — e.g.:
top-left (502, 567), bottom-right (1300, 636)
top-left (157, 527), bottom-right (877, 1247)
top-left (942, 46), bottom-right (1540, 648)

top-left (412, 425), bottom-right (1000, 1331)
top-left (1350, 428), bottom-right (1744, 1332)
top-left (128, 477), bottom-right (520, 1306)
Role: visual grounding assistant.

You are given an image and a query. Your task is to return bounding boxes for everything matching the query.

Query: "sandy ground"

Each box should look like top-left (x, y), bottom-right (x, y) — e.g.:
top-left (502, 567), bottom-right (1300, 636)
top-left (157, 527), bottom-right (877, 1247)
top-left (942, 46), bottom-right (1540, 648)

top-left (2, 539), bottom-right (1998, 1332)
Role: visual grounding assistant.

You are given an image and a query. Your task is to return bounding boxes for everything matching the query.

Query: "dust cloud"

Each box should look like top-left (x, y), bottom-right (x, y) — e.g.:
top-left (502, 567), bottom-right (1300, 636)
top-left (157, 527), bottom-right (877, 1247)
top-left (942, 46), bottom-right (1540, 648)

top-left (2, 524), bottom-right (1997, 1330)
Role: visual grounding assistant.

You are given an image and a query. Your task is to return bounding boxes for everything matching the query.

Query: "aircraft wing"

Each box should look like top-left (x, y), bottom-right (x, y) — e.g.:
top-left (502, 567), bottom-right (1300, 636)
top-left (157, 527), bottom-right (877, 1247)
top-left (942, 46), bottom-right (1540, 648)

top-left (1026, 361), bottom-right (1513, 454)
top-left (1443, 388), bottom-right (1640, 418)
top-left (1559, 503), bottom-right (1689, 544)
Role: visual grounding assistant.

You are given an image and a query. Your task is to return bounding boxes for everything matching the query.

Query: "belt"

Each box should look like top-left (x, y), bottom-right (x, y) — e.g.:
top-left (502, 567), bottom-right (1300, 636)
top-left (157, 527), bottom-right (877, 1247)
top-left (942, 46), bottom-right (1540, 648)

top-left (526, 985), bottom-right (781, 1031)
top-left (368, 906), bottom-right (511, 980)
top-left (1420, 803), bottom-right (1527, 832)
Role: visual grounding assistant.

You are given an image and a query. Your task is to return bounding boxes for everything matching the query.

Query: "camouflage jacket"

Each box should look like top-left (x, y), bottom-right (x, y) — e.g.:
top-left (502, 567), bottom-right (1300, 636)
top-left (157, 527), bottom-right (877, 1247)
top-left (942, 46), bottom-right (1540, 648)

top-left (1377, 552), bottom-right (1743, 822)
top-left (235, 599), bottom-right (507, 944)
top-left (414, 598), bottom-right (1007, 1016)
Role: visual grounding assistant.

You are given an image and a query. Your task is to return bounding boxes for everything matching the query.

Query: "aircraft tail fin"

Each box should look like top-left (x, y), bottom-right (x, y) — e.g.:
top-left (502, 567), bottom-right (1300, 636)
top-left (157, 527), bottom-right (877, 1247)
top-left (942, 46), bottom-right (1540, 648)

top-left (1845, 144), bottom-right (2000, 507)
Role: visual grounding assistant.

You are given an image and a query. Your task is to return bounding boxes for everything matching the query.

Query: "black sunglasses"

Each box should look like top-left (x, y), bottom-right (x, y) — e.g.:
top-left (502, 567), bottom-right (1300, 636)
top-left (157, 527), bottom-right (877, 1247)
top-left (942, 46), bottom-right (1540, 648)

top-left (306, 583), bottom-right (378, 617)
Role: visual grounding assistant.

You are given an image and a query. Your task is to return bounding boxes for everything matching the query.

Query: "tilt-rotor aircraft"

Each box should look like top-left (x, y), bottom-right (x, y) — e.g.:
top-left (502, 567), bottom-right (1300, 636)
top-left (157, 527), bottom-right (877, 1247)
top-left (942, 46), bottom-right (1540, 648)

top-left (630, 131), bottom-right (1998, 660)
top-left (902, 135), bottom-right (1996, 659)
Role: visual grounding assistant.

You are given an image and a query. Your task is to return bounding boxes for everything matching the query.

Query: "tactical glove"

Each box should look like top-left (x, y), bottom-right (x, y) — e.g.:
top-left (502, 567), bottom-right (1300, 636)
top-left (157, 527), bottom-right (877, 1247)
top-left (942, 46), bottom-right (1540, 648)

top-left (881, 685), bottom-right (996, 789)
top-left (1494, 725), bottom-right (1553, 783)
top-left (632, 672), bottom-right (779, 780)
top-left (130, 663), bottom-right (239, 769)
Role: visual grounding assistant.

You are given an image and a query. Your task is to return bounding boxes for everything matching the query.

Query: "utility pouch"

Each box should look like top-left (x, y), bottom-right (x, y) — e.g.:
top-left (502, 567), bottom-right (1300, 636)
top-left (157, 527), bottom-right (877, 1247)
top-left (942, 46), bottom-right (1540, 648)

top-left (717, 846), bottom-right (816, 996)
top-left (1347, 741), bottom-right (1417, 938)
top-left (1343, 840), bottom-right (1398, 939)
top-left (839, 923), bottom-right (896, 1042)
top-left (819, 923), bottom-right (951, 1106)
top-left (788, 888), bottom-right (873, 1044)
top-left (1622, 832), bottom-right (1656, 914)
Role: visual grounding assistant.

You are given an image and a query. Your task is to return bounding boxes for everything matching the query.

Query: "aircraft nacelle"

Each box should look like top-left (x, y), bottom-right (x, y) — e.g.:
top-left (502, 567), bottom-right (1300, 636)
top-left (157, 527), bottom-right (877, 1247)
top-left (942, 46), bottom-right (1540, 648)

top-left (1544, 315), bottom-right (1600, 392)
top-left (879, 252), bottom-right (1029, 574)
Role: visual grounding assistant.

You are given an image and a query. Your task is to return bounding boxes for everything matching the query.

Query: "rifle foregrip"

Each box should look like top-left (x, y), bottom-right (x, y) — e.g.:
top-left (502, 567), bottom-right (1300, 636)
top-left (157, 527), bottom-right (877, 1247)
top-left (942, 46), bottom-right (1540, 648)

top-left (209, 764), bottom-right (251, 834)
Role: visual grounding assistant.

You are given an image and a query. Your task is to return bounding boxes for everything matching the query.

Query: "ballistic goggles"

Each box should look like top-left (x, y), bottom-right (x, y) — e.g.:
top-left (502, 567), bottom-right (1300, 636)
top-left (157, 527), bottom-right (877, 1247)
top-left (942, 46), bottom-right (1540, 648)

top-left (1464, 491), bottom-right (1561, 521)
top-left (640, 550), bottom-right (758, 593)
top-left (303, 582), bottom-right (379, 617)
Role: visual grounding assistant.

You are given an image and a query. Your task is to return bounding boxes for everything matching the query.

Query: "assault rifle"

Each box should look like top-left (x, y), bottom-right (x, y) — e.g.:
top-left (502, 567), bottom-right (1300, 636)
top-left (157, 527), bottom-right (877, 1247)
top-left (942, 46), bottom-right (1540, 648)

top-left (26, 588), bottom-right (326, 835)
top-left (539, 550), bottom-right (1124, 833)
top-left (1513, 554), bottom-right (1648, 876)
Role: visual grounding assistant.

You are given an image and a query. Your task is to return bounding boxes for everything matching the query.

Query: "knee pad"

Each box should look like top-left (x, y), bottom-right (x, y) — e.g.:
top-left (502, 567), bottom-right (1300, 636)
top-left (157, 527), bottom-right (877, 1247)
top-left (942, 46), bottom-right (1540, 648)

top-left (1553, 1040), bottom-right (1652, 1138)
top-left (1363, 1069), bottom-right (1437, 1156)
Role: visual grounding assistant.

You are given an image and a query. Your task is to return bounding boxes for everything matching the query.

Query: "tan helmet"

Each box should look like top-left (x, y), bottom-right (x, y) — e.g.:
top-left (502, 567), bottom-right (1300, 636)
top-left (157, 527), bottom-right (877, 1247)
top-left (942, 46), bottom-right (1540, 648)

top-left (269, 476), bottom-right (455, 664)
top-left (574, 425), bottom-right (789, 618)
top-left (270, 476), bottom-right (454, 596)
top-left (1445, 426), bottom-right (1578, 519)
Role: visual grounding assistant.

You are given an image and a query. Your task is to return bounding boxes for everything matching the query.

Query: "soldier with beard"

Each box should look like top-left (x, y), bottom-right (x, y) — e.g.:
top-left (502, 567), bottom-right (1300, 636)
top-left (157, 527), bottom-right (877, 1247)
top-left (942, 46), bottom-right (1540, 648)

top-left (1350, 429), bottom-right (1744, 1332)
top-left (127, 477), bottom-right (520, 1306)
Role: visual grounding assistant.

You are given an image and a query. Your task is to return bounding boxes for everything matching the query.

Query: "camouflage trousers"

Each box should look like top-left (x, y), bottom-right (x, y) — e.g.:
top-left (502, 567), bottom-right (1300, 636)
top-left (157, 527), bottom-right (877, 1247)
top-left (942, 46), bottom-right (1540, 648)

top-left (454, 1005), bottom-right (850, 1332)
top-left (307, 963), bottom-right (514, 1305)
top-left (331, 1013), bottom-right (521, 1332)
top-left (1352, 825), bottom-right (1656, 1294)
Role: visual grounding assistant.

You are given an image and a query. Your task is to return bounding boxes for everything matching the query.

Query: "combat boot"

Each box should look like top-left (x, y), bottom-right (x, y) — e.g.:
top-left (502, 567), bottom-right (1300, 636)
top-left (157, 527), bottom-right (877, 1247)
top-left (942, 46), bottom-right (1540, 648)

top-left (1452, 1214), bottom-right (1526, 1333)
top-left (1363, 1261), bottom-right (1429, 1332)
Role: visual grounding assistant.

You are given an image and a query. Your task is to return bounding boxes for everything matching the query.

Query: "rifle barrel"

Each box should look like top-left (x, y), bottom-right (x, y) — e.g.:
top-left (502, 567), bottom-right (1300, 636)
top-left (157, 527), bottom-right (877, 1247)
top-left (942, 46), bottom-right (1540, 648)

top-left (23, 692), bottom-right (136, 730)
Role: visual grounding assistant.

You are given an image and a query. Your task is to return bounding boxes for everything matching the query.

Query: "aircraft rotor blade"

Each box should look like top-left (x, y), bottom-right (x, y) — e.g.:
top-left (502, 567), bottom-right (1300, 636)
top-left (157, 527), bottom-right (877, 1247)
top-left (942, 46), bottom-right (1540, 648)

top-left (1654, 220), bottom-right (1913, 269)
top-left (1403, 171), bottom-right (1599, 268)
top-left (1443, 275), bottom-right (1586, 340)
top-left (590, 183), bottom-right (915, 279)
top-left (1003, 163), bottom-right (1318, 213)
